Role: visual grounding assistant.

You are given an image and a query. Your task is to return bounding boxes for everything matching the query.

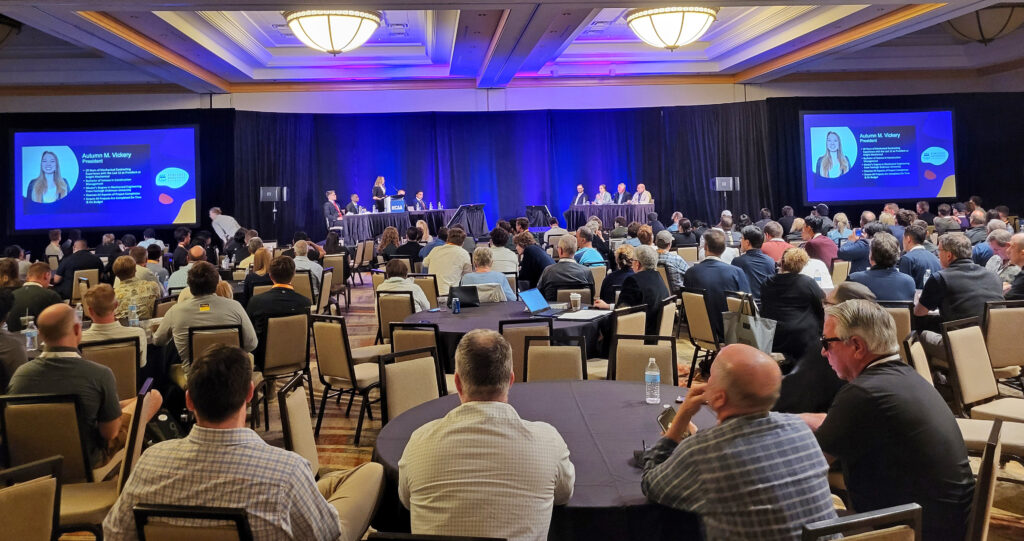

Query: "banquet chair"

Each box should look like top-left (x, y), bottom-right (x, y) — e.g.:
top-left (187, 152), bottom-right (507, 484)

top-left (311, 315), bottom-right (382, 444)
top-left (378, 347), bottom-right (444, 424)
top-left (132, 504), bottom-right (254, 541)
top-left (384, 255), bottom-right (412, 275)
top-left (376, 291), bottom-right (415, 344)
top-left (323, 254), bottom-right (351, 310)
top-left (47, 254), bottom-right (60, 270)
top-left (279, 374), bottom-right (332, 479)
top-left (262, 313), bottom-right (315, 415)
top-left (503, 271), bottom-right (519, 300)
top-left (371, 269), bottom-right (387, 291)
top-left (590, 305), bottom-right (647, 380)
top-left (410, 273), bottom-right (440, 308)
top-left (589, 265), bottom-right (607, 297)
top-left (293, 270), bottom-right (315, 303)
top-left (830, 259), bottom-right (851, 288)
top-left (81, 337), bottom-right (141, 400)
top-left (801, 503), bottom-right (921, 541)
top-left (655, 265), bottom-right (670, 292)
top-left (185, 325), bottom-right (267, 431)
top-left (524, 335), bottom-right (586, 382)
top-left (351, 242), bottom-right (367, 285)
top-left (0, 456), bottom-right (63, 541)
top-left (390, 323), bottom-right (450, 393)
top-left (725, 291), bottom-right (757, 317)
top-left (153, 296), bottom-right (176, 318)
top-left (677, 246), bottom-right (698, 265)
top-left (682, 287), bottom-right (721, 387)
top-left (0, 393), bottom-right (100, 484)
top-left (942, 318), bottom-right (1024, 422)
top-left (879, 301), bottom-right (914, 362)
top-left (965, 421), bottom-right (1001, 541)
top-left (658, 296), bottom-right (679, 338)
top-left (315, 268), bottom-right (335, 314)
top-left (251, 284), bottom-right (274, 298)
top-left (610, 335), bottom-right (677, 384)
top-left (71, 271), bottom-right (96, 306)
top-left (556, 287), bottom-right (592, 305)
top-left (370, 533), bottom-right (505, 540)
top-left (499, 318), bottom-right (553, 383)
top-left (231, 269), bottom-right (248, 281)
top-left (983, 300), bottom-right (1024, 388)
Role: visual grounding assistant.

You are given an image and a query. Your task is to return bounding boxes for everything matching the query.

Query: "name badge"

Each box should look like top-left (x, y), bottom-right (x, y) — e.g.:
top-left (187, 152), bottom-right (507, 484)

top-left (199, 303), bottom-right (211, 312)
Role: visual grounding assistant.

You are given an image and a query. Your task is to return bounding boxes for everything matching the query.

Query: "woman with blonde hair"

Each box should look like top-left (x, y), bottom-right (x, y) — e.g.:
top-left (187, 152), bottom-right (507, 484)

top-left (372, 175), bottom-right (386, 212)
top-left (28, 151), bottom-right (70, 203)
top-left (827, 212), bottom-right (853, 243)
top-left (879, 212), bottom-right (896, 226)
top-left (786, 217), bottom-right (805, 243)
top-left (815, 131), bottom-right (851, 178)
top-left (380, 226), bottom-right (401, 257)
top-left (416, 220), bottom-right (432, 244)
top-left (760, 248), bottom-right (824, 359)
top-left (242, 248), bottom-right (273, 304)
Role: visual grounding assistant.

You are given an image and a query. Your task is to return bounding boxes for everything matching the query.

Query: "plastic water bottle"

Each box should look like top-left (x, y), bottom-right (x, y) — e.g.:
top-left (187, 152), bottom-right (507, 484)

top-left (440, 202), bottom-right (444, 209)
top-left (923, 268), bottom-right (932, 286)
top-left (645, 358), bottom-right (660, 404)
top-left (452, 297), bottom-right (461, 314)
top-left (429, 202), bottom-right (434, 210)
top-left (74, 303), bottom-right (84, 322)
top-left (128, 305), bottom-right (139, 327)
top-left (23, 320), bottom-right (38, 350)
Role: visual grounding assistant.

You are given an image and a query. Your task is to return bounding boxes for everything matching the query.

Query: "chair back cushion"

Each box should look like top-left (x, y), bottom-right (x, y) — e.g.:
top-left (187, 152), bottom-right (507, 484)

top-left (589, 266), bottom-right (607, 295)
top-left (293, 272), bottom-right (314, 302)
top-left (191, 330), bottom-right (241, 361)
top-left (411, 277), bottom-right (439, 308)
top-left (385, 357), bottom-right (440, 419)
top-left (0, 475), bottom-right (56, 541)
top-left (556, 288), bottom-right (591, 304)
top-left (283, 388), bottom-right (319, 474)
top-left (501, 324), bottom-right (550, 381)
top-left (831, 260), bottom-right (851, 287)
top-left (840, 525), bottom-right (915, 540)
top-left (312, 320), bottom-right (352, 381)
top-left (614, 341), bottom-right (674, 383)
top-left (907, 340), bottom-right (933, 386)
top-left (682, 291), bottom-right (716, 347)
top-left (143, 523), bottom-right (246, 541)
top-left (81, 341), bottom-right (139, 401)
top-left (947, 325), bottom-right (999, 405)
top-left (616, 310), bottom-right (647, 337)
top-left (4, 401), bottom-right (89, 483)
top-left (264, 314), bottom-right (308, 372)
top-left (985, 306), bottom-right (1024, 369)
top-left (474, 283), bottom-right (507, 303)
top-left (392, 329), bottom-right (437, 363)
top-left (371, 272), bottom-right (386, 291)
top-left (677, 246), bottom-right (698, 264)
top-left (658, 302), bottom-right (675, 337)
top-left (155, 299), bottom-right (177, 318)
top-left (252, 285), bottom-right (273, 298)
top-left (884, 307), bottom-right (912, 350)
top-left (317, 270), bottom-right (334, 312)
top-left (323, 255), bottom-right (347, 288)
top-left (525, 345), bottom-right (583, 382)
top-left (378, 294), bottom-right (414, 341)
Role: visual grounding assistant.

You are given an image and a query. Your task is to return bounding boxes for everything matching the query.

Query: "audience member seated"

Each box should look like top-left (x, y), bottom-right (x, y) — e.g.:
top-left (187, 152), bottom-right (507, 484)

top-left (515, 231), bottom-right (554, 289)
top-left (9, 304), bottom-right (162, 467)
top-left (45, 228), bottom-right (64, 263)
top-left (450, 225), bottom-right (476, 254)
top-left (423, 227), bottom-right (472, 296)
top-left (225, 228), bottom-right (248, 263)
top-left (599, 245), bottom-right (635, 303)
top-left (460, 247), bottom-right (516, 301)
top-left (609, 216), bottom-right (628, 239)
top-left (891, 209), bottom-right (916, 250)
top-left (171, 227), bottom-right (191, 268)
top-left (586, 221), bottom-right (612, 266)
top-left (838, 217), bottom-right (885, 273)
top-left (915, 233), bottom-right (1003, 364)
top-left (112, 256), bottom-right (163, 320)
top-left (291, 240), bottom-right (324, 296)
top-left (698, 214), bottom-right (740, 262)
top-left (759, 221), bottom-right (793, 262)
top-left (144, 245), bottom-right (169, 287)
top-left (394, 227), bottom-right (424, 265)
top-left (0, 258), bottom-right (20, 291)
top-left (642, 344), bottom-right (836, 540)
top-left (671, 218), bottom-right (699, 247)
top-left (573, 227), bottom-right (605, 267)
top-left (1004, 233), bottom-right (1024, 300)
top-left (115, 246), bottom-right (160, 288)
top-left (237, 236), bottom-right (263, 269)
top-left (898, 224), bottom-right (942, 288)
top-left (544, 217), bottom-right (569, 246)
top-left (537, 235), bottom-right (595, 301)
top-left (94, 233), bottom-right (122, 259)
top-left (984, 229), bottom-right (1020, 284)
top-left (666, 211), bottom-right (683, 232)
top-left (730, 226), bottom-right (775, 302)
top-left (594, 245), bottom-right (669, 335)
top-left (654, 230), bottom-right (687, 295)
top-left (0, 289), bottom-right (27, 391)
top-left (812, 203), bottom-right (834, 234)
top-left (916, 201), bottom-right (936, 224)
top-left (3, 245), bottom-right (31, 281)
top-left (419, 226), bottom-right (447, 260)
top-left (379, 226), bottom-right (401, 258)
top-left (246, 256), bottom-right (313, 370)
top-left (760, 248), bottom-right (824, 360)
top-left (846, 233), bottom-right (915, 301)
top-left (103, 344), bottom-right (381, 540)
top-left (6, 262), bottom-right (62, 332)
top-left (378, 259), bottom-right (431, 312)
top-left (487, 227), bottom-right (518, 274)
top-left (399, 330), bottom-right (574, 539)
top-left (647, 212), bottom-right (666, 236)
top-left (801, 215), bottom-right (838, 270)
top-left (52, 239), bottom-right (104, 299)
top-left (684, 230), bottom-right (751, 341)
top-left (416, 220), bottom-right (433, 245)
top-left (971, 219), bottom-right (1010, 266)
top-left (636, 225), bottom-right (654, 248)
top-left (242, 248), bottom-right (274, 304)
top-left (826, 212), bottom-right (853, 243)
top-left (784, 217), bottom-right (805, 243)
top-left (168, 246), bottom-right (206, 293)
top-left (933, 204), bottom-right (961, 235)
top-left (624, 221), bottom-right (642, 247)
top-left (155, 262), bottom-right (257, 372)
top-left (81, 284), bottom-right (148, 366)
top-left (803, 300), bottom-right (975, 540)
top-left (965, 210), bottom-right (988, 245)
top-left (137, 228), bottom-right (166, 252)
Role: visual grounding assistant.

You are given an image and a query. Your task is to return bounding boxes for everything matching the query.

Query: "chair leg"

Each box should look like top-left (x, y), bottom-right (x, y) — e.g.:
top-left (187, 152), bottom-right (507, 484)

top-left (354, 395), bottom-right (367, 446)
top-left (315, 386), bottom-right (331, 438)
top-left (263, 381), bottom-right (270, 431)
top-left (686, 347), bottom-right (700, 387)
top-left (304, 369), bottom-right (316, 415)
top-left (345, 389), bottom-right (355, 415)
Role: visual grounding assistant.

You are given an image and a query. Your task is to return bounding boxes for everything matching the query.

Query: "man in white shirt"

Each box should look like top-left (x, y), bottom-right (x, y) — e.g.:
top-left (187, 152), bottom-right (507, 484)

top-left (593, 184), bottom-right (613, 205)
top-left (81, 284), bottom-right (148, 367)
top-left (488, 227), bottom-right (519, 274)
top-left (209, 207), bottom-right (242, 246)
top-left (630, 183), bottom-right (652, 204)
top-left (422, 228), bottom-right (473, 296)
top-left (137, 229), bottom-right (166, 252)
top-left (543, 217), bottom-right (569, 247)
top-left (167, 246), bottom-right (205, 293)
top-left (377, 259), bottom-right (430, 313)
top-left (399, 329), bottom-right (575, 540)
top-left (45, 229), bottom-right (64, 262)
top-left (291, 240), bottom-right (324, 296)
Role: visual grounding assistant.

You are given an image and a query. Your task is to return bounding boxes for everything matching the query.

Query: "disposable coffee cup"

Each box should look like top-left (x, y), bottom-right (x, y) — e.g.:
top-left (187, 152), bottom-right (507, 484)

top-left (570, 293), bottom-right (581, 311)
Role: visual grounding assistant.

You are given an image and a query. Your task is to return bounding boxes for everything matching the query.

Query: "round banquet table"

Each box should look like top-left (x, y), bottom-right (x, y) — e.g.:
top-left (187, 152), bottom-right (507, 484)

top-left (566, 203), bottom-right (653, 230)
top-left (344, 212), bottom-right (414, 243)
top-left (403, 302), bottom-right (610, 372)
top-left (371, 380), bottom-right (715, 540)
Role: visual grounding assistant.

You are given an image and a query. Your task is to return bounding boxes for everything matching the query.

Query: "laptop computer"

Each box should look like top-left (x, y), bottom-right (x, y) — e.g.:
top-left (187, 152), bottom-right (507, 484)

top-left (519, 288), bottom-right (566, 317)
top-left (447, 286), bottom-right (481, 309)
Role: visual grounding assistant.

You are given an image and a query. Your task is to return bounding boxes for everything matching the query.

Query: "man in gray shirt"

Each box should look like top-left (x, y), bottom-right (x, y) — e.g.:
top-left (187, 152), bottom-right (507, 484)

top-left (155, 261), bottom-right (257, 370)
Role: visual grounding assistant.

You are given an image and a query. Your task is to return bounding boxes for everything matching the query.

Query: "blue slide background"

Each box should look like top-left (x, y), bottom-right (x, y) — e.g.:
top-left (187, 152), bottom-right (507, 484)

top-left (802, 111), bottom-right (955, 203)
top-left (13, 127), bottom-right (197, 231)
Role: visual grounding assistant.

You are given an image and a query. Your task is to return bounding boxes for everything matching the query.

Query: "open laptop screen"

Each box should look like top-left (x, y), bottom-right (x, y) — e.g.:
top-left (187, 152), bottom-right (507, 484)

top-left (518, 288), bottom-right (550, 313)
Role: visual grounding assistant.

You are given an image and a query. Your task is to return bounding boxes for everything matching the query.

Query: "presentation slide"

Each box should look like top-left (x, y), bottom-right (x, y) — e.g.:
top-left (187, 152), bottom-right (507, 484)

top-left (12, 127), bottom-right (198, 231)
top-left (801, 110), bottom-right (956, 204)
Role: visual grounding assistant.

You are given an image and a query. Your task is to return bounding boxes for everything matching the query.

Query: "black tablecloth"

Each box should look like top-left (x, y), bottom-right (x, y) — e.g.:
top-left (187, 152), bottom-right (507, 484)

top-left (344, 212), bottom-right (414, 243)
top-left (567, 204), bottom-right (654, 230)
top-left (408, 209), bottom-right (457, 236)
top-left (372, 380), bottom-right (714, 540)
top-left (404, 302), bottom-right (610, 372)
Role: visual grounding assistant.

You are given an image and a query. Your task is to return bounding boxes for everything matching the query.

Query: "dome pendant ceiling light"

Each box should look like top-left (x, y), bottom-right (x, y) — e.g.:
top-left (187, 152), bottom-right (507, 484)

top-left (944, 5), bottom-right (1024, 46)
top-left (284, 10), bottom-right (382, 55)
top-left (626, 7), bottom-right (719, 50)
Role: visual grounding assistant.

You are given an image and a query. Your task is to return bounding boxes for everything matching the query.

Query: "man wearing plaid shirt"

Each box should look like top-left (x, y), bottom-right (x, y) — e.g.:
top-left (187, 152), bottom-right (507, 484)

top-left (103, 345), bottom-right (383, 541)
top-left (641, 344), bottom-right (837, 541)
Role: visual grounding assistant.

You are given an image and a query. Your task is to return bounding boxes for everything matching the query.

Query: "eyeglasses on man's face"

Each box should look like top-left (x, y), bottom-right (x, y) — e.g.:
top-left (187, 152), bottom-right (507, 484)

top-left (820, 336), bottom-right (844, 351)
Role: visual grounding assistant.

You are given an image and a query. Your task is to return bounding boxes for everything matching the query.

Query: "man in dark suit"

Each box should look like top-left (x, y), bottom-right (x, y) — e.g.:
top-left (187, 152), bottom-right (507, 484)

top-left (1005, 233), bottom-right (1024, 300)
top-left (345, 194), bottom-right (361, 215)
top-left (731, 226), bottom-right (776, 302)
top-left (515, 231), bottom-right (555, 289)
top-left (916, 201), bottom-right (936, 225)
top-left (777, 206), bottom-right (795, 235)
top-left (172, 227), bottom-right (191, 269)
top-left (323, 190), bottom-right (343, 228)
top-left (839, 221), bottom-right (888, 274)
top-left (6, 262), bottom-right (62, 332)
top-left (571, 184), bottom-right (588, 206)
top-left (647, 212), bottom-right (666, 237)
top-left (245, 256), bottom-right (312, 370)
top-left (409, 190), bottom-right (428, 211)
top-left (395, 227), bottom-right (424, 264)
top-left (536, 235), bottom-right (594, 301)
top-left (683, 229), bottom-right (751, 342)
top-left (899, 225), bottom-right (942, 288)
top-left (613, 183), bottom-right (631, 205)
top-left (53, 240), bottom-right (104, 299)
top-left (594, 245), bottom-right (669, 335)
top-left (802, 215), bottom-right (838, 270)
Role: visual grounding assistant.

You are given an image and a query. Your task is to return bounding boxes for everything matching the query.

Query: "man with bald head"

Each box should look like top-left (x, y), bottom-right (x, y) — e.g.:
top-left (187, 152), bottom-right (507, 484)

top-left (8, 304), bottom-right (162, 467)
top-left (803, 300), bottom-right (974, 539)
top-left (630, 183), bottom-right (652, 204)
top-left (167, 245), bottom-right (206, 292)
top-left (1003, 233), bottom-right (1024, 300)
top-left (52, 238), bottom-right (103, 299)
top-left (641, 344), bottom-right (836, 540)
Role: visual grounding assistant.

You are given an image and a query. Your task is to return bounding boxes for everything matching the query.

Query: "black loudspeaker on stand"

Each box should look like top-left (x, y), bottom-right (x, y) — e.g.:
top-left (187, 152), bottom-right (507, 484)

top-left (259, 186), bottom-right (288, 241)
top-left (712, 177), bottom-right (740, 213)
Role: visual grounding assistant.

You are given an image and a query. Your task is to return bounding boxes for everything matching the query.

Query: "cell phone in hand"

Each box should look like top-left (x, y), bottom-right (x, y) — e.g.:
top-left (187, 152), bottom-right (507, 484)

top-left (657, 405), bottom-right (676, 433)
top-left (854, 228), bottom-right (863, 237)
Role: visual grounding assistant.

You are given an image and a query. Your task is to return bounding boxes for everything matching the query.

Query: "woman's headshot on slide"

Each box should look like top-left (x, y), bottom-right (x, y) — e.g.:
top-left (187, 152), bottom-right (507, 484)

top-left (816, 131), bottom-right (851, 179)
top-left (27, 150), bottom-right (69, 203)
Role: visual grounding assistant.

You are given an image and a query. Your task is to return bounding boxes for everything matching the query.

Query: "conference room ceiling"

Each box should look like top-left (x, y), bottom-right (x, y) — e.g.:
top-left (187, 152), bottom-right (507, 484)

top-left (0, 0), bottom-right (1021, 94)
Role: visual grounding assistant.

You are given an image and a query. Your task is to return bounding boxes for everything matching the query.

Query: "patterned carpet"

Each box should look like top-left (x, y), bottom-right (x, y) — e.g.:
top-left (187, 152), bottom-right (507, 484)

top-left (63, 278), bottom-right (1024, 539)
